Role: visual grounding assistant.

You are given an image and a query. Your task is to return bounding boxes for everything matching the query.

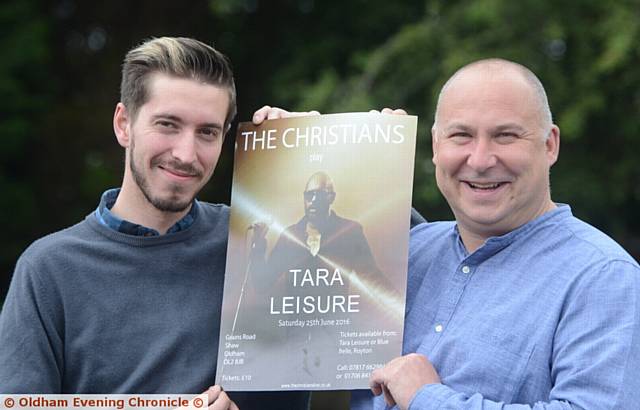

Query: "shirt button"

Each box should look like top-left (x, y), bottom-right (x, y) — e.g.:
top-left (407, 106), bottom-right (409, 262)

top-left (435, 324), bottom-right (443, 333)
top-left (462, 265), bottom-right (470, 274)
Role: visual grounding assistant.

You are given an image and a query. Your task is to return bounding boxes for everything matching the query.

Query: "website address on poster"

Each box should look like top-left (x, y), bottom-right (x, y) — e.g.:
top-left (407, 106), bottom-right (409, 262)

top-left (0, 394), bottom-right (207, 410)
top-left (280, 383), bottom-right (331, 389)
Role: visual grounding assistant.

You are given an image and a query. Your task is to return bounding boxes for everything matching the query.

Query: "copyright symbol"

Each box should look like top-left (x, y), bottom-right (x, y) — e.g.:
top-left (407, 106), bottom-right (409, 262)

top-left (193, 397), bottom-right (204, 408)
top-left (4, 398), bottom-right (15, 408)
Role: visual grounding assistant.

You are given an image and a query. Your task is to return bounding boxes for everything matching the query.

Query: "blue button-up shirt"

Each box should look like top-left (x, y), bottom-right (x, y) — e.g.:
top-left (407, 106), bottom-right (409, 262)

top-left (352, 204), bottom-right (640, 409)
top-left (94, 188), bottom-right (198, 235)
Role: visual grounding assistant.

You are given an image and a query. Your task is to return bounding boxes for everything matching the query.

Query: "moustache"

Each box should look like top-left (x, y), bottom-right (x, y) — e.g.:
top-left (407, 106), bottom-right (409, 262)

top-left (152, 158), bottom-right (203, 178)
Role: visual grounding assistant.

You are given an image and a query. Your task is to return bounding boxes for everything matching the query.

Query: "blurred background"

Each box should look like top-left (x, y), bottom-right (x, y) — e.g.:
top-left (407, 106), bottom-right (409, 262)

top-left (1, 0), bottom-right (639, 406)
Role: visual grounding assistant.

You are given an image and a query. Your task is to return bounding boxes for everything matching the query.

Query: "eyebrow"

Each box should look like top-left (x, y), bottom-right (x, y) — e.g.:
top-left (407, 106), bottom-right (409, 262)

top-left (443, 123), bottom-right (527, 133)
top-left (151, 114), bottom-right (183, 123)
top-left (443, 123), bottom-right (475, 133)
top-left (151, 113), bottom-right (224, 130)
top-left (492, 123), bottom-right (526, 133)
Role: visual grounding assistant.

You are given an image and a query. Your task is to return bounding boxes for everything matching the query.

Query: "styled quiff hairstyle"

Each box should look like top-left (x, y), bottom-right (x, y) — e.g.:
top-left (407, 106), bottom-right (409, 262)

top-left (120, 37), bottom-right (237, 127)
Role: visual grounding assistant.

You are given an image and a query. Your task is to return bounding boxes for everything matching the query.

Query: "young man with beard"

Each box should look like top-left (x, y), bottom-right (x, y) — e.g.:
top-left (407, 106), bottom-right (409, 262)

top-left (352, 59), bottom-right (640, 409)
top-left (0, 37), bottom-right (308, 409)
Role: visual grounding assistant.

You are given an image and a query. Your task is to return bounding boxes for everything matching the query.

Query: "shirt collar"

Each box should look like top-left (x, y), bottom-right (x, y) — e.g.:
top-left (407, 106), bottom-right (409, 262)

top-left (94, 188), bottom-right (199, 236)
top-left (453, 204), bottom-right (573, 262)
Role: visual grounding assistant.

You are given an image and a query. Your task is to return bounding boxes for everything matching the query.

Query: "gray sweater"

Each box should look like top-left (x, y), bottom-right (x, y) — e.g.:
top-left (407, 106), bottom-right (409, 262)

top-left (0, 203), bottom-right (308, 408)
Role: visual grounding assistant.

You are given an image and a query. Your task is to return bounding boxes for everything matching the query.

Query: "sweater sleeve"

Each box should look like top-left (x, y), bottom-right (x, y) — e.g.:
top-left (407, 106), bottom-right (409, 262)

top-left (0, 256), bottom-right (64, 393)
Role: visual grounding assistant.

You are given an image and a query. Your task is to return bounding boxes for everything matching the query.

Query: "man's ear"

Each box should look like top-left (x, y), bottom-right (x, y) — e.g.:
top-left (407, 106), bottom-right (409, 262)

top-left (113, 103), bottom-right (132, 148)
top-left (222, 122), bottom-right (232, 143)
top-left (431, 126), bottom-right (438, 165)
top-left (327, 191), bottom-right (336, 205)
top-left (546, 125), bottom-right (560, 167)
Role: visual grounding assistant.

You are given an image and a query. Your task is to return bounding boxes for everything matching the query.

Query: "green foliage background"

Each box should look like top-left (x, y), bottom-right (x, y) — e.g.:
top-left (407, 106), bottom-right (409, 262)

top-left (2, 0), bottom-right (639, 302)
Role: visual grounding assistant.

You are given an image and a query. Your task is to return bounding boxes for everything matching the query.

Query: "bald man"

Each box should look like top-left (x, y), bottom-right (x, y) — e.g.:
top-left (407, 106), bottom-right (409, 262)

top-left (351, 59), bottom-right (640, 409)
top-left (249, 171), bottom-right (385, 301)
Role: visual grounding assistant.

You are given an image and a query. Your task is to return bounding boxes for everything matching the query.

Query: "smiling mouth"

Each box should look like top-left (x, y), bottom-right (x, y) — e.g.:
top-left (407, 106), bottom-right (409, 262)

top-left (465, 182), bottom-right (505, 190)
top-left (159, 166), bottom-right (198, 179)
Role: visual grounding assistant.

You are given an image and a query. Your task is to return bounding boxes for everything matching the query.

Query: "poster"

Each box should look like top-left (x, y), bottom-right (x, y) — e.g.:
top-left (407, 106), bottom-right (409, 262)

top-left (216, 113), bottom-right (417, 390)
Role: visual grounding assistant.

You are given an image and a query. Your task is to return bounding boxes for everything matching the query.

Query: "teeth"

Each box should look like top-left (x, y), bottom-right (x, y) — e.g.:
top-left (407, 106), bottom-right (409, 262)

top-left (468, 182), bottom-right (501, 189)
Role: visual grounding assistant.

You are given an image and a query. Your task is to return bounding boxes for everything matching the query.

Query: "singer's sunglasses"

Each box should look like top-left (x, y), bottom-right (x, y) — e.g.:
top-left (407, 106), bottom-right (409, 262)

top-left (303, 190), bottom-right (333, 201)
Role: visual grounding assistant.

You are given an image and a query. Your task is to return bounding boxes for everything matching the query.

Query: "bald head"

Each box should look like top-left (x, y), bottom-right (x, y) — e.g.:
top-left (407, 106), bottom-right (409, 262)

top-left (434, 59), bottom-right (553, 135)
top-left (305, 171), bottom-right (335, 193)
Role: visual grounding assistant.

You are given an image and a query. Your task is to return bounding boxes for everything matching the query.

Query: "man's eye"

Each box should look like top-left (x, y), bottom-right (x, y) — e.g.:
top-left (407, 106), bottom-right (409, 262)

top-left (495, 132), bottom-right (517, 142)
top-left (449, 133), bottom-right (471, 142)
top-left (199, 128), bottom-right (220, 141)
top-left (157, 121), bottom-right (176, 129)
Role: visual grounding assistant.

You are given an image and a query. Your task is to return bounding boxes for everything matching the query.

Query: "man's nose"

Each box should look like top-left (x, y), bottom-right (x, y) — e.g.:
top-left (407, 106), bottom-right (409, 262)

top-left (172, 133), bottom-right (198, 164)
top-left (466, 137), bottom-right (497, 172)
